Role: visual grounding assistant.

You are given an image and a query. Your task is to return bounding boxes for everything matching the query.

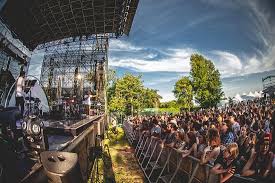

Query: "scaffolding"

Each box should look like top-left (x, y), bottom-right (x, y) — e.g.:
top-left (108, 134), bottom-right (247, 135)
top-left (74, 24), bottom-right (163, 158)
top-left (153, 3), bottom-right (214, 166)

top-left (0, 0), bottom-right (139, 50)
top-left (0, 23), bottom-right (30, 106)
top-left (40, 37), bottom-right (108, 105)
top-left (1, 0), bottom-right (139, 114)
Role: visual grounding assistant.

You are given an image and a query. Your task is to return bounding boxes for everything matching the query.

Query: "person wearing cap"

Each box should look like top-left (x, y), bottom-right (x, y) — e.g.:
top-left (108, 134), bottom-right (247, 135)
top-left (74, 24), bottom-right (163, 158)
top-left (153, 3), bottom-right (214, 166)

top-left (241, 133), bottom-right (273, 180)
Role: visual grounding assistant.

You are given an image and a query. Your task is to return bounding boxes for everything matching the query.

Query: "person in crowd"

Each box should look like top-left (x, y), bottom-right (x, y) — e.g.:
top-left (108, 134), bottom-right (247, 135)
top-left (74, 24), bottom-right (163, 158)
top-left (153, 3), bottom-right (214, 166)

top-left (127, 97), bottom-right (274, 181)
top-left (174, 131), bottom-right (186, 150)
top-left (220, 120), bottom-right (235, 145)
top-left (237, 125), bottom-right (248, 147)
top-left (238, 132), bottom-right (256, 170)
top-left (150, 118), bottom-right (161, 137)
top-left (241, 134), bottom-right (273, 180)
top-left (197, 133), bottom-right (207, 158)
top-left (272, 111), bottom-right (275, 143)
top-left (263, 115), bottom-right (271, 133)
top-left (163, 123), bottom-right (178, 148)
top-left (228, 112), bottom-right (240, 138)
top-left (211, 143), bottom-right (239, 183)
top-left (271, 143), bottom-right (275, 181)
top-left (201, 128), bottom-right (221, 165)
top-left (179, 131), bottom-right (198, 158)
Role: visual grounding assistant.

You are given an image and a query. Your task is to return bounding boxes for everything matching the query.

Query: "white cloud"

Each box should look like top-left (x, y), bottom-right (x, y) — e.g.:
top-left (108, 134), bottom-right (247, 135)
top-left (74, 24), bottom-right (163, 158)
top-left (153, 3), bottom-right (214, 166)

top-left (109, 39), bottom-right (274, 77)
top-left (109, 39), bottom-right (142, 51)
top-left (211, 48), bottom-right (275, 77)
top-left (109, 48), bottom-right (195, 72)
top-left (211, 50), bottom-right (243, 76)
top-left (145, 76), bottom-right (181, 86)
top-left (159, 92), bottom-right (175, 102)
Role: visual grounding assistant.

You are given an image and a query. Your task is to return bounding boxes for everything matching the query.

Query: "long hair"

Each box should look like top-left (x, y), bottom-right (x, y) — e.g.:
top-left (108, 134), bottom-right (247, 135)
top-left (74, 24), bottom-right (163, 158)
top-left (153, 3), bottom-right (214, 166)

top-left (187, 131), bottom-right (197, 147)
top-left (208, 128), bottom-right (220, 146)
top-left (227, 143), bottom-right (239, 160)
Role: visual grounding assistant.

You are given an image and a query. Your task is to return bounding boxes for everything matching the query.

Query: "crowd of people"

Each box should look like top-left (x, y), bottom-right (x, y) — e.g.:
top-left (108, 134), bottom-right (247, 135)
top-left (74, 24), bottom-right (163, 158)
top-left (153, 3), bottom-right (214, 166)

top-left (128, 99), bottom-right (275, 183)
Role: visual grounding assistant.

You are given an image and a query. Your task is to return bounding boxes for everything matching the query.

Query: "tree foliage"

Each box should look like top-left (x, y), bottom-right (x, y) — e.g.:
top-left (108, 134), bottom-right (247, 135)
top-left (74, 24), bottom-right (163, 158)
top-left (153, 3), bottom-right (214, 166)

top-left (190, 54), bottom-right (223, 108)
top-left (108, 73), bottom-right (161, 115)
top-left (159, 100), bottom-right (180, 114)
top-left (142, 88), bottom-right (162, 108)
top-left (160, 100), bottom-right (178, 108)
top-left (173, 76), bottom-right (193, 110)
top-left (172, 54), bottom-right (223, 109)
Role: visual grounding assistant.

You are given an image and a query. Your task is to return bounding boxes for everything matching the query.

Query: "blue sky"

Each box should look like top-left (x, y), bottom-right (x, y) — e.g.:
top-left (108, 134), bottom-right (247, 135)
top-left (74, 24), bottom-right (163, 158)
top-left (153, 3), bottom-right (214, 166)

top-left (29, 0), bottom-right (275, 101)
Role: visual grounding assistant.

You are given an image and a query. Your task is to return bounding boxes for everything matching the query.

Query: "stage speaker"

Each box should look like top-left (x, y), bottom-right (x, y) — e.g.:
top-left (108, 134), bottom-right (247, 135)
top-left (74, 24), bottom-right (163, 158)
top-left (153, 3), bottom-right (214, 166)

top-left (41, 151), bottom-right (83, 183)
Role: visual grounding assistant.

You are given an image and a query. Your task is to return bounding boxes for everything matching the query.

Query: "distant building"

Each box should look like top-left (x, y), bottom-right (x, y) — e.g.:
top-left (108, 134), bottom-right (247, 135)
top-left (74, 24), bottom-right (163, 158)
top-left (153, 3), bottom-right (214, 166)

top-left (262, 75), bottom-right (275, 102)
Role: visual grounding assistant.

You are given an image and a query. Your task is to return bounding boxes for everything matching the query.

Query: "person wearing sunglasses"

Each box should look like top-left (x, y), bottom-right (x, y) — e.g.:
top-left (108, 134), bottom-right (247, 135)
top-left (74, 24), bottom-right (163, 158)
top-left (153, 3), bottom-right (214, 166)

top-left (241, 133), bottom-right (273, 181)
top-left (211, 143), bottom-right (239, 183)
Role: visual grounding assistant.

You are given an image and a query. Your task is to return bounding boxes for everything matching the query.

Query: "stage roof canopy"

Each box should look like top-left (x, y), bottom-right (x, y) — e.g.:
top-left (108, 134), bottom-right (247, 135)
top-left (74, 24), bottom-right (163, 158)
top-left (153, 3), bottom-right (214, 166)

top-left (0, 0), bottom-right (139, 50)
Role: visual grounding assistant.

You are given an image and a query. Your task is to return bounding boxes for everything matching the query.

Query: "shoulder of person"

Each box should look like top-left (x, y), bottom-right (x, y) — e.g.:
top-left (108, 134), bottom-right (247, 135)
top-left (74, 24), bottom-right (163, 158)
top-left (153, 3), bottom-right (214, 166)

top-left (268, 151), bottom-right (274, 159)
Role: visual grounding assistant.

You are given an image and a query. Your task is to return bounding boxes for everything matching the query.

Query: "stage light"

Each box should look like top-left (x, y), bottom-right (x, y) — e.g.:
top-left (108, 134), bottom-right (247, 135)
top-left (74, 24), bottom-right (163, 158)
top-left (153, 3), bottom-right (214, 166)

top-left (22, 115), bottom-right (49, 160)
top-left (32, 123), bottom-right (41, 135)
top-left (22, 121), bottom-right (27, 130)
top-left (77, 74), bottom-right (82, 80)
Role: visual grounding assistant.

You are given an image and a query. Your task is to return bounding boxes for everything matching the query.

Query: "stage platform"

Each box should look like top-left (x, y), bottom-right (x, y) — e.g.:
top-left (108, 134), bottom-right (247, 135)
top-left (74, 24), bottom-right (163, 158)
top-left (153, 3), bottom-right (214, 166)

top-left (44, 115), bottom-right (101, 137)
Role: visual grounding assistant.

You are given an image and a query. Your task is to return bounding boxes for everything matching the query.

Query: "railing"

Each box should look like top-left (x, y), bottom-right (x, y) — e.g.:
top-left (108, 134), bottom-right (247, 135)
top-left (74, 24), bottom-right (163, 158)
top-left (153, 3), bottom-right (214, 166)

top-left (123, 120), bottom-right (138, 145)
top-left (123, 120), bottom-right (257, 183)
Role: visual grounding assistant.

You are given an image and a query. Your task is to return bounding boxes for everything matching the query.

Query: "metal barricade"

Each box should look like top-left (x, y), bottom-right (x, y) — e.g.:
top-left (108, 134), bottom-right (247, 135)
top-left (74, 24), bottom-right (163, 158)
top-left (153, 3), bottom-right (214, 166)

top-left (124, 121), bottom-right (258, 183)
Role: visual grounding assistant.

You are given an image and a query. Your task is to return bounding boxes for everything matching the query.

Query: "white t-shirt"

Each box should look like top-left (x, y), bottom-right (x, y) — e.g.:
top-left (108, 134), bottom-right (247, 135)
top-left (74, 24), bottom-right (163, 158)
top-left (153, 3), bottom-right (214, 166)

top-left (16, 76), bottom-right (25, 97)
top-left (83, 95), bottom-right (91, 105)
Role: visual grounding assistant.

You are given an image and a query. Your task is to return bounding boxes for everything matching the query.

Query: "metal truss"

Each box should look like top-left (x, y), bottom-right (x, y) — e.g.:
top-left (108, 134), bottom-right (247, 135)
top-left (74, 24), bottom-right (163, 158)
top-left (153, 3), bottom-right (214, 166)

top-left (40, 37), bottom-right (108, 104)
top-left (0, 0), bottom-right (139, 50)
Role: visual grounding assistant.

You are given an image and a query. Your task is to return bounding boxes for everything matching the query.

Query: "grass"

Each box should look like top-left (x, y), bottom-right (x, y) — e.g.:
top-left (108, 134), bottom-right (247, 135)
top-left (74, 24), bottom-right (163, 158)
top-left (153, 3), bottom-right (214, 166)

top-left (88, 127), bottom-right (144, 183)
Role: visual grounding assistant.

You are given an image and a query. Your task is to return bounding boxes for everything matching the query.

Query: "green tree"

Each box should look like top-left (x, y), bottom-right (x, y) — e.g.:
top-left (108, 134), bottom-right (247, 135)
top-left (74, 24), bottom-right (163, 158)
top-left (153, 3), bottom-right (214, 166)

top-left (108, 73), bottom-right (144, 116)
top-left (160, 100), bottom-right (178, 108)
top-left (159, 100), bottom-right (180, 114)
top-left (173, 76), bottom-right (193, 110)
top-left (108, 73), bottom-right (162, 116)
top-left (190, 54), bottom-right (223, 108)
top-left (109, 96), bottom-right (126, 114)
top-left (142, 88), bottom-right (162, 108)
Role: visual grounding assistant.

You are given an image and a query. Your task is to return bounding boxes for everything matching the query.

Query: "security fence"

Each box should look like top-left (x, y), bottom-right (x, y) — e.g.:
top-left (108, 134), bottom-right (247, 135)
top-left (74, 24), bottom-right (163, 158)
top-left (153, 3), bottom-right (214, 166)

top-left (123, 120), bottom-right (257, 183)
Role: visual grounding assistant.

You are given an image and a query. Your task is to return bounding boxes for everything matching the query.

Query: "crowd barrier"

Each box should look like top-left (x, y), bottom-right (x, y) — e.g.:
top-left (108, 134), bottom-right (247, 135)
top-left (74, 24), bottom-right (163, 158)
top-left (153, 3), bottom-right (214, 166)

top-left (123, 120), bottom-right (257, 183)
top-left (123, 120), bottom-right (138, 145)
